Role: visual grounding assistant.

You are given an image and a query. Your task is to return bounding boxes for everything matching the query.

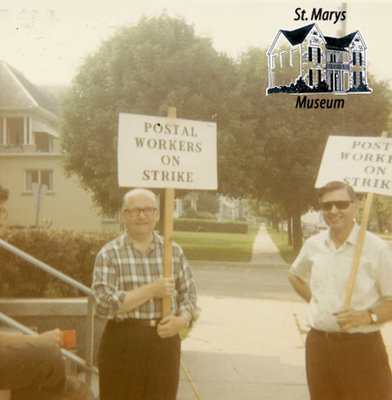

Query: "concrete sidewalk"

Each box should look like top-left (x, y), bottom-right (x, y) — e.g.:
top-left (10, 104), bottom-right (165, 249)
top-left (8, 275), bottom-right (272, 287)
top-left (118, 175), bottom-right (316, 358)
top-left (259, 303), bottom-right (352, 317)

top-left (178, 296), bottom-right (309, 400)
top-left (251, 225), bottom-right (287, 266)
top-left (178, 226), bottom-right (307, 400)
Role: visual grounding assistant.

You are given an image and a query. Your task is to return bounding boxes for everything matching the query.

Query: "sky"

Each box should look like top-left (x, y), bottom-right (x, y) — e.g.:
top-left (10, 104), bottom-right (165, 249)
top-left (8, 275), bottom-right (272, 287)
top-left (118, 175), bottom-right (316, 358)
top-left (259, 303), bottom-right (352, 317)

top-left (0, 0), bottom-right (391, 86)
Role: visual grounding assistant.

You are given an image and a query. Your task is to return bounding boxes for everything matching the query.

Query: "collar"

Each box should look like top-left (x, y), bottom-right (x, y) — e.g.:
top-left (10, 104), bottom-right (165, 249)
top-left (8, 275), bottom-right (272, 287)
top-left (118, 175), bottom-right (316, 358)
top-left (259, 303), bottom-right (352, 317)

top-left (346, 223), bottom-right (360, 246)
top-left (325, 223), bottom-right (359, 248)
top-left (122, 232), bottom-right (163, 249)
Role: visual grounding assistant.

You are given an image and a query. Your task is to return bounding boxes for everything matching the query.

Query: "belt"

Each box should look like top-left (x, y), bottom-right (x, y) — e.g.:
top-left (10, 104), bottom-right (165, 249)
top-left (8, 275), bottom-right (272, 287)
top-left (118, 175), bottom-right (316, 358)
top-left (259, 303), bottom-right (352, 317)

top-left (113, 318), bottom-right (160, 327)
top-left (311, 328), bottom-right (379, 340)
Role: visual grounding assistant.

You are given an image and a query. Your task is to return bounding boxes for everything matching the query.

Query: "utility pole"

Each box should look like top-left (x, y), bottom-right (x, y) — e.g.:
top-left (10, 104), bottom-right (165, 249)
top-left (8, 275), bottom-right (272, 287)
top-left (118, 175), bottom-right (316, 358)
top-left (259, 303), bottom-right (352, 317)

top-left (337, 2), bottom-right (348, 36)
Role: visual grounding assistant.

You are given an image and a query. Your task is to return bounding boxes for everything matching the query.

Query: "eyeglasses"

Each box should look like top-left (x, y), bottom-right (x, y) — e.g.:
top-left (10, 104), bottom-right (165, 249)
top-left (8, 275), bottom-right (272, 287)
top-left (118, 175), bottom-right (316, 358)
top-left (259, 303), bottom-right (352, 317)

top-left (123, 207), bottom-right (157, 217)
top-left (319, 201), bottom-right (353, 211)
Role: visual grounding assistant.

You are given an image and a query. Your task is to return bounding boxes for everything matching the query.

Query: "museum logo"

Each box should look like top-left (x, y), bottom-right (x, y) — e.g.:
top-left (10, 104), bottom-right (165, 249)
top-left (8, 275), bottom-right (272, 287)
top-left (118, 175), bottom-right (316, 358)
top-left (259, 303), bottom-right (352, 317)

top-left (266, 12), bottom-right (372, 108)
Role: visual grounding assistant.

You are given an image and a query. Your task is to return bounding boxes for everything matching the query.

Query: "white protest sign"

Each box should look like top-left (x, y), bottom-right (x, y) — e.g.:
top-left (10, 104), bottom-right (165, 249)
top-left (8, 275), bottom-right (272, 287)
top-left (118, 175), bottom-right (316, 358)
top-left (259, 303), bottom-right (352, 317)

top-left (118, 113), bottom-right (217, 190)
top-left (315, 135), bottom-right (392, 196)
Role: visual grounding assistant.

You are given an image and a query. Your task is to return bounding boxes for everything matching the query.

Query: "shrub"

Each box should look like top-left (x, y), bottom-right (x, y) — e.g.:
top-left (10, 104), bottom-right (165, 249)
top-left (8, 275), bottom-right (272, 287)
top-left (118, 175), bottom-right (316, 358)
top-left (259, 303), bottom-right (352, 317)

top-left (174, 218), bottom-right (248, 234)
top-left (268, 78), bottom-right (331, 94)
top-left (346, 82), bottom-right (372, 93)
top-left (0, 228), bottom-right (119, 298)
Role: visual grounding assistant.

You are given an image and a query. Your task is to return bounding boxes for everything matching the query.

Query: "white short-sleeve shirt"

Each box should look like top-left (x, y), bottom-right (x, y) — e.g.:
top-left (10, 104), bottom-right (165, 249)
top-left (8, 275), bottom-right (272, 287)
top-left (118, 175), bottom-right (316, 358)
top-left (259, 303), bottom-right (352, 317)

top-left (290, 224), bottom-right (392, 333)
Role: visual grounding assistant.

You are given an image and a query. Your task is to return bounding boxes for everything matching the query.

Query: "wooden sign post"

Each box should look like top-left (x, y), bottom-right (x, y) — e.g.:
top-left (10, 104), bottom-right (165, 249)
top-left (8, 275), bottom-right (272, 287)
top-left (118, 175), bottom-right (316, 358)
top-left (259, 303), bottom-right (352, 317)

top-left (316, 131), bottom-right (391, 306)
top-left (162, 107), bottom-right (176, 317)
top-left (344, 191), bottom-right (373, 306)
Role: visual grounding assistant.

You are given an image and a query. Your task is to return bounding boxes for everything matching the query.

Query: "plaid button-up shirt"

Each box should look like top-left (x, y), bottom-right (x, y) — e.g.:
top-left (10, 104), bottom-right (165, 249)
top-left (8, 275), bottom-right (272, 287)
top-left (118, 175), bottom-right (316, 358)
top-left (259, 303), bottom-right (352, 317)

top-left (91, 232), bottom-right (197, 321)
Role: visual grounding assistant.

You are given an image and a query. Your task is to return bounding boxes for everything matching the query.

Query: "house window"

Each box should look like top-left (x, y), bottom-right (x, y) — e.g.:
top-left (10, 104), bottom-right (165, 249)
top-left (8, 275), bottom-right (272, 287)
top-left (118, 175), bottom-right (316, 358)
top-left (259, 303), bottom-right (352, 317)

top-left (270, 54), bottom-right (278, 69)
top-left (290, 48), bottom-right (298, 66)
top-left (353, 52), bottom-right (363, 66)
top-left (360, 71), bottom-right (363, 84)
top-left (25, 170), bottom-right (53, 192)
top-left (353, 71), bottom-right (357, 86)
top-left (317, 48), bottom-right (321, 64)
top-left (308, 46), bottom-right (313, 62)
top-left (318, 69), bottom-right (322, 84)
top-left (280, 51), bottom-right (287, 68)
top-left (309, 69), bottom-right (313, 86)
top-left (35, 132), bottom-right (53, 152)
top-left (7, 117), bottom-right (24, 146)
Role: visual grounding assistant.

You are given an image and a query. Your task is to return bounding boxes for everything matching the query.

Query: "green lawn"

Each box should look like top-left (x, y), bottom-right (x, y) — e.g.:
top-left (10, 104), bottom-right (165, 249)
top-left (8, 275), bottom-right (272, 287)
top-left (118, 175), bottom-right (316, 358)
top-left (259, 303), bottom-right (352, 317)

top-left (174, 223), bottom-right (260, 262)
top-left (267, 228), bottom-right (299, 264)
top-left (379, 233), bottom-right (392, 242)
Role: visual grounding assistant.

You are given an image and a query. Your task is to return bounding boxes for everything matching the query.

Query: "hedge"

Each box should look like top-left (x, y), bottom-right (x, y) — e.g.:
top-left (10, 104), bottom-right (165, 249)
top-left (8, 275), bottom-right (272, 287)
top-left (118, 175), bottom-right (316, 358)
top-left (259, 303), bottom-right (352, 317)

top-left (174, 218), bottom-right (248, 234)
top-left (0, 220), bottom-right (248, 297)
top-left (0, 228), bottom-right (119, 298)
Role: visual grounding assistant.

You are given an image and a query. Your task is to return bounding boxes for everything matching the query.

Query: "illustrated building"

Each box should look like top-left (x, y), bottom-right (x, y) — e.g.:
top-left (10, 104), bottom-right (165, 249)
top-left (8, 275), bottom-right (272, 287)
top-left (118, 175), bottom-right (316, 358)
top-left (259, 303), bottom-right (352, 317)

top-left (0, 60), bottom-right (118, 230)
top-left (266, 23), bottom-right (370, 94)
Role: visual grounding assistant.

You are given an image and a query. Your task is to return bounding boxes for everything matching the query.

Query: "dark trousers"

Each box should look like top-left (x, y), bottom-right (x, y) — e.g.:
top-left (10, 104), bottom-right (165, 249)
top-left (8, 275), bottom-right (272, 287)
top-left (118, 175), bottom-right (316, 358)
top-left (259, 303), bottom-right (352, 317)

top-left (0, 342), bottom-right (66, 400)
top-left (98, 319), bottom-right (181, 400)
top-left (306, 328), bottom-right (392, 400)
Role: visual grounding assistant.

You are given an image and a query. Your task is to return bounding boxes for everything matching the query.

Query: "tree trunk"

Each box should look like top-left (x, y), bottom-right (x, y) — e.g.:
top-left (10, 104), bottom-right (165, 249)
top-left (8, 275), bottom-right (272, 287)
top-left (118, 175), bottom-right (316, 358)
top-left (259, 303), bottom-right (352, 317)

top-left (292, 211), bottom-right (303, 253)
top-left (287, 216), bottom-right (293, 246)
top-left (376, 210), bottom-right (383, 233)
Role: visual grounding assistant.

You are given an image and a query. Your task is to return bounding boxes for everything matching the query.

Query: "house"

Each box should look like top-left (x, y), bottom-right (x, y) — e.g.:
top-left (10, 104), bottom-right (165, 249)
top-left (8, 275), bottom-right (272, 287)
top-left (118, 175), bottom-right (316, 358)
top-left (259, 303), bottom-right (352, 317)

top-left (218, 196), bottom-right (247, 221)
top-left (266, 23), bottom-right (370, 94)
top-left (0, 60), bottom-right (117, 230)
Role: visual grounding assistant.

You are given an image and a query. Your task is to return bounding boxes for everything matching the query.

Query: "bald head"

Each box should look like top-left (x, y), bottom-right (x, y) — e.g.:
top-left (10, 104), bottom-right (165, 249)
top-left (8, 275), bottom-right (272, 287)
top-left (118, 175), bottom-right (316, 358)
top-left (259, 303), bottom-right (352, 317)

top-left (121, 189), bottom-right (158, 211)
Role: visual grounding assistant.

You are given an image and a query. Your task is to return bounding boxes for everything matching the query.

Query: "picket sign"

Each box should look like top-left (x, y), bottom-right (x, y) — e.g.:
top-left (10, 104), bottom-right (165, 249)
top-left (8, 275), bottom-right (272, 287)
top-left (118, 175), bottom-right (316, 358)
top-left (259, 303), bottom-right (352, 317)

top-left (345, 133), bottom-right (388, 305)
top-left (316, 131), bottom-right (390, 306)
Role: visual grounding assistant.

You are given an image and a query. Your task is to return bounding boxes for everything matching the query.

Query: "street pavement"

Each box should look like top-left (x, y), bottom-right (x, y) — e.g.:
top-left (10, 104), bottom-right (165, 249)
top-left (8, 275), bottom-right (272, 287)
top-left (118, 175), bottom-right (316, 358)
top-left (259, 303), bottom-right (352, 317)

top-left (178, 225), bottom-right (392, 400)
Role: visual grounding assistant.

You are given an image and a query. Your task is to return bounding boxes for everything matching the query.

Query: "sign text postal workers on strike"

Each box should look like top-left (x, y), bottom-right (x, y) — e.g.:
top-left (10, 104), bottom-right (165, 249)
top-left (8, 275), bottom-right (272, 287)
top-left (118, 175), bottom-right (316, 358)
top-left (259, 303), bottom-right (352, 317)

top-left (118, 113), bottom-right (217, 190)
top-left (316, 136), bottom-right (392, 196)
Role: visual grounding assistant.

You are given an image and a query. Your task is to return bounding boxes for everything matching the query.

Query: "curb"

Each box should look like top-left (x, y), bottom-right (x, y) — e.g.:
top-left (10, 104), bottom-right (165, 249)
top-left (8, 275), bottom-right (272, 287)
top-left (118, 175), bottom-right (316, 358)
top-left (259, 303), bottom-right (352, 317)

top-left (189, 260), bottom-right (289, 270)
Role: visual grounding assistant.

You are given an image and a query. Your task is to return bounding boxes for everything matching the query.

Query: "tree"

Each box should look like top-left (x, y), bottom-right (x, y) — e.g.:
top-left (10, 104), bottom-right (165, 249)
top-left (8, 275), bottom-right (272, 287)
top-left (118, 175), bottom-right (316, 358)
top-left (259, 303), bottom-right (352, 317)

top-left (61, 14), bottom-right (236, 214)
top-left (196, 191), bottom-right (220, 215)
top-left (219, 47), bottom-right (392, 252)
top-left (247, 198), bottom-right (286, 231)
top-left (369, 195), bottom-right (392, 233)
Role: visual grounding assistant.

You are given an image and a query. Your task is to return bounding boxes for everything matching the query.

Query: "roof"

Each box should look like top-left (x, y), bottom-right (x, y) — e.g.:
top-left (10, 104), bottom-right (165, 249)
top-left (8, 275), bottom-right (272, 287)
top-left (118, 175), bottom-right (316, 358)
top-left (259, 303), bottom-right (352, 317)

top-left (280, 23), bottom-right (315, 46)
top-left (0, 60), bottom-right (59, 117)
top-left (324, 31), bottom-right (357, 51)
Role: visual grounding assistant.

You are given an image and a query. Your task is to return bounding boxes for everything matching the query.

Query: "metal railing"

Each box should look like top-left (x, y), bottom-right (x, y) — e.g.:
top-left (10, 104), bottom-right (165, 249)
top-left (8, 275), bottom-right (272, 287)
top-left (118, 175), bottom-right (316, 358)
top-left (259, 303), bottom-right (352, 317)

top-left (0, 239), bottom-right (98, 386)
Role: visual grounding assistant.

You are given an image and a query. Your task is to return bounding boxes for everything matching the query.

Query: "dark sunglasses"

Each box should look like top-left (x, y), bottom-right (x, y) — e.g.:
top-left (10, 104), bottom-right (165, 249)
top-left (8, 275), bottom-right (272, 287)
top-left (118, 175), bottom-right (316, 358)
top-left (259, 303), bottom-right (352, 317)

top-left (319, 201), bottom-right (353, 211)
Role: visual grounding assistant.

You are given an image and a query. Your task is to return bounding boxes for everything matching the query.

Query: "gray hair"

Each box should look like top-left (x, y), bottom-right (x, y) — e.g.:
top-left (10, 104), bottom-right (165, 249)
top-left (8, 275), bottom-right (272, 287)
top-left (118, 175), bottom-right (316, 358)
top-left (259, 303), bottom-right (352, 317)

top-left (121, 188), bottom-right (158, 210)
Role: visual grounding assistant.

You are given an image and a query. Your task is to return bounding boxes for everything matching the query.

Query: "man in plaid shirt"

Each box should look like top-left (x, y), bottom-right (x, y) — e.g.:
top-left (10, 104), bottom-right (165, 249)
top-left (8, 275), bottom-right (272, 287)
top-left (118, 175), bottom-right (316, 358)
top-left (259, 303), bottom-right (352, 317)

top-left (91, 188), bottom-right (197, 400)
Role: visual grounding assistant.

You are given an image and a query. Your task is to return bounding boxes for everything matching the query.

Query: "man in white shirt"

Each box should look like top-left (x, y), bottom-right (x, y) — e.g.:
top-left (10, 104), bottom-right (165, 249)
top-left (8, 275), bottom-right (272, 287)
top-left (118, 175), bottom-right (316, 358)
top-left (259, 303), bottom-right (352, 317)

top-left (289, 181), bottom-right (392, 399)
